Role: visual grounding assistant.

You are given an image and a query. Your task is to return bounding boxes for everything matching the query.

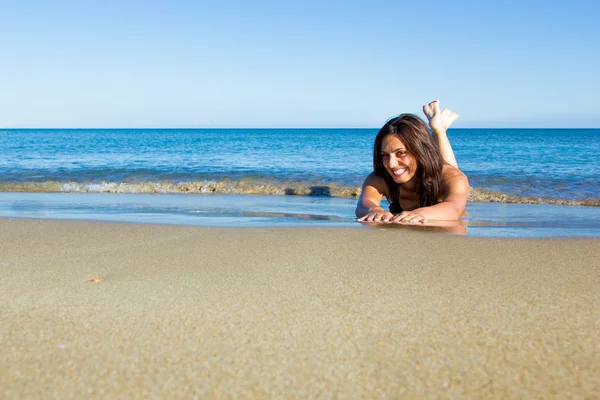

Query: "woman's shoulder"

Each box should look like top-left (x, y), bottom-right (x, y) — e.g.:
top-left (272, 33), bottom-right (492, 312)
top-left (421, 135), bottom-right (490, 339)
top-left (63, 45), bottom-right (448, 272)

top-left (442, 163), bottom-right (468, 182)
top-left (442, 164), bottom-right (469, 193)
top-left (362, 172), bottom-right (391, 198)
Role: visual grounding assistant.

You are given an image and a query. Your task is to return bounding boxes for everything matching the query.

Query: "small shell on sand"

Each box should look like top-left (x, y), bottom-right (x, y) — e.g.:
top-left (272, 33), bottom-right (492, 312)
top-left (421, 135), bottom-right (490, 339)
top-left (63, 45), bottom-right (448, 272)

top-left (90, 277), bottom-right (101, 283)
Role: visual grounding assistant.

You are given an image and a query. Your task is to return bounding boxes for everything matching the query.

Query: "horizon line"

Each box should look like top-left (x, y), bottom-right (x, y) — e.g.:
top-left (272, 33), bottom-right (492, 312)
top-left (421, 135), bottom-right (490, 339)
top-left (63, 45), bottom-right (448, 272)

top-left (2, 126), bottom-right (599, 130)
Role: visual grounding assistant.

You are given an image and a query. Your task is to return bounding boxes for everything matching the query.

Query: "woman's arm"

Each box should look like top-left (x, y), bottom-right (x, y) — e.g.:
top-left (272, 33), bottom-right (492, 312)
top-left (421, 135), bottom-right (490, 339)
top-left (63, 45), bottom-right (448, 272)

top-left (355, 173), bottom-right (395, 222)
top-left (390, 165), bottom-right (469, 223)
top-left (423, 99), bottom-right (459, 169)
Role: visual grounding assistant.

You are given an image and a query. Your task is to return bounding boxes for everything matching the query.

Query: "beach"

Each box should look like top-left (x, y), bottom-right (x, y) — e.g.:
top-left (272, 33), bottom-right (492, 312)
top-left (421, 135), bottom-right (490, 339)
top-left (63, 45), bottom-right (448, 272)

top-left (2, 218), bottom-right (598, 398)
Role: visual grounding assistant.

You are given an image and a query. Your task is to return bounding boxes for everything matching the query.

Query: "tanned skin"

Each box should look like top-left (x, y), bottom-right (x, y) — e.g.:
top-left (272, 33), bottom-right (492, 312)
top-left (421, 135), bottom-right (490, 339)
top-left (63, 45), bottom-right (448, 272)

top-left (356, 100), bottom-right (469, 224)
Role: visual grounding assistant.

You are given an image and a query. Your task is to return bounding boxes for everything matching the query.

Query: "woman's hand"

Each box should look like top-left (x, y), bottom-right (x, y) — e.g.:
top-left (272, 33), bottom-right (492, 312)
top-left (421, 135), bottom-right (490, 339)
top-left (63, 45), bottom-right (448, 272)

top-left (357, 207), bottom-right (395, 223)
top-left (390, 210), bottom-right (428, 224)
top-left (358, 208), bottom-right (428, 224)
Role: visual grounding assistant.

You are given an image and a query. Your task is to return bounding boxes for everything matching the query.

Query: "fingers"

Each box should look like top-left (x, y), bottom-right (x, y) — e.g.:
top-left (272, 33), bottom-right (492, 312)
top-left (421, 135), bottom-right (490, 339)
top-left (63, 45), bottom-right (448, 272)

top-left (358, 211), bottom-right (429, 224)
top-left (357, 212), bottom-right (393, 223)
top-left (390, 212), bottom-right (428, 224)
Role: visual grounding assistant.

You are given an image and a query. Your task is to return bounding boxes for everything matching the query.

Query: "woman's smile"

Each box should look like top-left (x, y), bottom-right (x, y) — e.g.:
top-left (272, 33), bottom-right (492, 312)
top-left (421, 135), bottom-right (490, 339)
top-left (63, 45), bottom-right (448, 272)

top-left (390, 166), bottom-right (408, 177)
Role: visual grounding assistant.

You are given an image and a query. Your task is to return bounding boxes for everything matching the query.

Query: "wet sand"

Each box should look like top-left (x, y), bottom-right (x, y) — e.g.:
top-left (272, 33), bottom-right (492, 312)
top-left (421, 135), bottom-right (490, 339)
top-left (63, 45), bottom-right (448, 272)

top-left (2, 180), bottom-right (599, 207)
top-left (1, 218), bottom-right (599, 398)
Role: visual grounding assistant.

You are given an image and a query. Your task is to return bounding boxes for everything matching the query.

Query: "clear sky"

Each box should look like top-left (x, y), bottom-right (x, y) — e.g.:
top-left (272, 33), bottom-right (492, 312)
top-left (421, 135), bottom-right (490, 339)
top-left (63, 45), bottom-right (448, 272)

top-left (1, 0), bottom-right (599, 128)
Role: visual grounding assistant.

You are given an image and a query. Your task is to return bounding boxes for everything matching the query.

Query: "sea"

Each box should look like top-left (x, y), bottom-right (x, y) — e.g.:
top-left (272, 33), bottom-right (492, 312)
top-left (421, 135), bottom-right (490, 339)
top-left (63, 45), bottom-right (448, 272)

top-left (1, 128), bottom-right (599, 237)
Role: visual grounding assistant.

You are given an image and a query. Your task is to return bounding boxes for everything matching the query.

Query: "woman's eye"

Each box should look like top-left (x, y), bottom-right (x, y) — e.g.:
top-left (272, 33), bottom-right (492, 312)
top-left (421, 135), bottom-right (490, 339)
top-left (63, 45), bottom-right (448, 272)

top-left (381, 154), bottom-right (389, 158)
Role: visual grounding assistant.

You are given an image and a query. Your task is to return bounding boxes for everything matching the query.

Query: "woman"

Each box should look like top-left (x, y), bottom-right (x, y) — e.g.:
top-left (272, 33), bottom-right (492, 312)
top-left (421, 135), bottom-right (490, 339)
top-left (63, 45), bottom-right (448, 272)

top-left (356, 100), bottom-right (469, 224)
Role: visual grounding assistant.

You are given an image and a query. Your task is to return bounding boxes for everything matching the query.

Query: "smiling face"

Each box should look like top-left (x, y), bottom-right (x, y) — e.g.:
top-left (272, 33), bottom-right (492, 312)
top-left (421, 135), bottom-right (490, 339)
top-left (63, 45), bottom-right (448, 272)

top-left (380, 135), bottom-right (419, 185)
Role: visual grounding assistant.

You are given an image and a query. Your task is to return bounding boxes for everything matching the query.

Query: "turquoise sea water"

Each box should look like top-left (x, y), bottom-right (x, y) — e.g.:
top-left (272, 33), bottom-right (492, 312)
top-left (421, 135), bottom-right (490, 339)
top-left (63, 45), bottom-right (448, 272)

top-left (1, 128), bottom-right (599, 236)
top-left (1, 128), bottom-right (599, 200)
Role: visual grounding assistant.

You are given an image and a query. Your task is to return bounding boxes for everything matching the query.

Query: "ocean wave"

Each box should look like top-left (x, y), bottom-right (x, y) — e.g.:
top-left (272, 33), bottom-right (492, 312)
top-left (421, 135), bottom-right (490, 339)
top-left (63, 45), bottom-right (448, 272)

top-left (0, 180), bottom-right (598, 206)
top-left (467, 188), bottom-right (599, 206)
top-left (0, 180), bottom-right (361, 198)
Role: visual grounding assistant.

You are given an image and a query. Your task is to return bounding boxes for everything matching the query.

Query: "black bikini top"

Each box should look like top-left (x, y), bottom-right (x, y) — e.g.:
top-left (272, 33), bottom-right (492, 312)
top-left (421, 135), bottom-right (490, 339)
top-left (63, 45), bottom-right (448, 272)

top-left (388, 199), bottom-right (403, 214)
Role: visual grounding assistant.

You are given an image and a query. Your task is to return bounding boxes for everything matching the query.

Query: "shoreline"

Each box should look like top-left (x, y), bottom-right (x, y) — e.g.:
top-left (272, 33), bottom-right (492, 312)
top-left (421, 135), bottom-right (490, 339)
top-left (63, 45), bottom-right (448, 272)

top-left (1, 182), bottom-right (598, 207)
top-left (2, 193), bottom-right (600, 238)
top-left (2, 219), bottom-right (599, 397)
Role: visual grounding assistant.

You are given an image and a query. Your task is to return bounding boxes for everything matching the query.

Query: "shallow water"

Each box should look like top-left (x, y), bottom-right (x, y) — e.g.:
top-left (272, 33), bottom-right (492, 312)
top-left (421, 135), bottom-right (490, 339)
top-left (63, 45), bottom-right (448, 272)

top-left (1, 193), bottom-right (599, 238)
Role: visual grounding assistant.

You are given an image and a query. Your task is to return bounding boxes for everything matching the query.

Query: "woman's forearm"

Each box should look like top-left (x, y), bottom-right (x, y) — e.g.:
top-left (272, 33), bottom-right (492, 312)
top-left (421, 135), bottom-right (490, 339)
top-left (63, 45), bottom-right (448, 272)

top-left (418, 201), bottom-right (463, 221)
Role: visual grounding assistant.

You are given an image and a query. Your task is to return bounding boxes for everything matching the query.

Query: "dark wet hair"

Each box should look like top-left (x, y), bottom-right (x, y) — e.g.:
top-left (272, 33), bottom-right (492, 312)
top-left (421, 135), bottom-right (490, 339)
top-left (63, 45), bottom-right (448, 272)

top-left (373, 114), bottom-right (446, 207)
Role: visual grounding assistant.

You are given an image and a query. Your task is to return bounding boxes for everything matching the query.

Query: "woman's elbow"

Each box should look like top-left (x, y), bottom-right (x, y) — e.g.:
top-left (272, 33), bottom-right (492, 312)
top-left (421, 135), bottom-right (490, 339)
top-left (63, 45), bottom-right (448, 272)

top-left (452, 201), bottom-right (467, 220)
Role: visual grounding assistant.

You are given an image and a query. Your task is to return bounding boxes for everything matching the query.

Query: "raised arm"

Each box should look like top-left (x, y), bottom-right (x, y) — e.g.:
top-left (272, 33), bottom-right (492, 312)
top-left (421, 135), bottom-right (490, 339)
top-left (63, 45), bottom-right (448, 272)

top-left (423, 99), bottom-right (459, 169)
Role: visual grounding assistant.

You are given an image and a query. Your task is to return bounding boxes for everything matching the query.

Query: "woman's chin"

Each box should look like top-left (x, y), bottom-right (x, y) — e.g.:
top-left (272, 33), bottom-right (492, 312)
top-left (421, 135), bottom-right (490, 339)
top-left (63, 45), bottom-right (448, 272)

top-left (391, 174), bottom-right (409, 184)
top-left (389, 171), bottom-right (416, 185)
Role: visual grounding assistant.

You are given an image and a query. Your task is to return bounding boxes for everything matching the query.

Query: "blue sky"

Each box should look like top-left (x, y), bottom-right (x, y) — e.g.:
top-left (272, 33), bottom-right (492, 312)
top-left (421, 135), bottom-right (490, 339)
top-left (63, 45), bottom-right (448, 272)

top-left (1, 0), bottom-right (599, 128)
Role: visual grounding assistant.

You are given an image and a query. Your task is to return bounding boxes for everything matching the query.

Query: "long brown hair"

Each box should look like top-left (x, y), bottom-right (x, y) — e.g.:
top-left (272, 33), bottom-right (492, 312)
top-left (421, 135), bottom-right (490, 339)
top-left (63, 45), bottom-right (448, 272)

top-left (373, 114), bottom-right (446, 207)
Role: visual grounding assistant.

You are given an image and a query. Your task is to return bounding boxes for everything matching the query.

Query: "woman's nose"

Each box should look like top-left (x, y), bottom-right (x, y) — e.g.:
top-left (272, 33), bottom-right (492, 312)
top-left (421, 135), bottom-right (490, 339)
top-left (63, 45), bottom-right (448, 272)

top-left (387, 155), bottom-right (398, 168)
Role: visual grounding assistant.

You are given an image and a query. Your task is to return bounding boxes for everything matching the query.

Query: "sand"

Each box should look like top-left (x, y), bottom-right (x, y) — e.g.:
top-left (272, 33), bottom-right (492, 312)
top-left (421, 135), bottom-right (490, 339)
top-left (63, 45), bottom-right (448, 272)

top-left (1, 218), bottom-right (599, 398)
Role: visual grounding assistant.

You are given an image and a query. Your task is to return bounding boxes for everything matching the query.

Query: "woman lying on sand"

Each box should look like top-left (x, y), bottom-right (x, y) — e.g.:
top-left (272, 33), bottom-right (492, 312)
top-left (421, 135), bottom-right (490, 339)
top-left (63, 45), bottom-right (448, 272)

top-left (356, 100), bottom-right (469, 224)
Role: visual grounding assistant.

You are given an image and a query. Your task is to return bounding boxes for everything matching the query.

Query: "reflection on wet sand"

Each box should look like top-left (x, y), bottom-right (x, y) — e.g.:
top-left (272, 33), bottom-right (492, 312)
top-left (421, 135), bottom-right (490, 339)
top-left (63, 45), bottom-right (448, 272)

top-left (239, 211), bottom-right (351, 223)
top-left (2, 193), bottom-right (599, 237)
top-left (360, 220), bottom-right (467, 235)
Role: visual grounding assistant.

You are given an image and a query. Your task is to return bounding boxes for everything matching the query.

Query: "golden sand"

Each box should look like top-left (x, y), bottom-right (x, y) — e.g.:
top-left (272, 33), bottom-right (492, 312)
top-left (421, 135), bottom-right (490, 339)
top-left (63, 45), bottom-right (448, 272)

top-left (1, 218), bottom-right (598, 398)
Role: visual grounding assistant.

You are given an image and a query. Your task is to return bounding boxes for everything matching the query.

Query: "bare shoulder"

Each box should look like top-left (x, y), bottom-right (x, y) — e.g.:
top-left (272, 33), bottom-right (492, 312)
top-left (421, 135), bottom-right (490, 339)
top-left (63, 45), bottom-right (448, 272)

top-left (442, 164), bottom-right (469, 197)
top-left (361, 172), bottom-right (389, 197)
top-left (442, 164), bottom-right (468, 183)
